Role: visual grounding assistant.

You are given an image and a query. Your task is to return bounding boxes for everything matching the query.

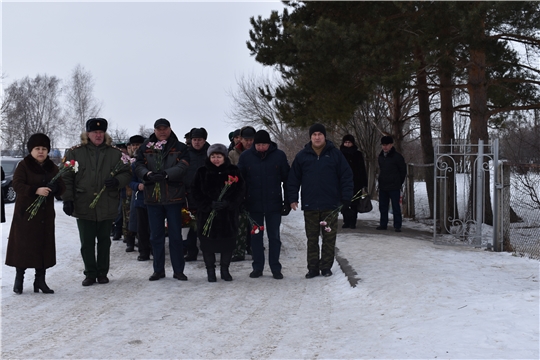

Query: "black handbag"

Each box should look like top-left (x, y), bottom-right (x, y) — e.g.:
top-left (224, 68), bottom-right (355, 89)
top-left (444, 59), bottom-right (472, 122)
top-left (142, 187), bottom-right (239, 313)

top-left (357, 192), bottom-right (373, 213)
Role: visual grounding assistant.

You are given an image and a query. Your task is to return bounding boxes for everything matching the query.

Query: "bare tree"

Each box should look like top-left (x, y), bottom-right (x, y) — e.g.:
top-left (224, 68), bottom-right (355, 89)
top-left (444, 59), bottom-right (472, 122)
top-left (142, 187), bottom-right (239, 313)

top-left (1, 74), bottom-right (64, 156)
top-left (137, 125), bottom-right (154, 139)
top-left (64, 64), bottom-right (102, 143)
top-left (226, 72), bottom-right (306, 160)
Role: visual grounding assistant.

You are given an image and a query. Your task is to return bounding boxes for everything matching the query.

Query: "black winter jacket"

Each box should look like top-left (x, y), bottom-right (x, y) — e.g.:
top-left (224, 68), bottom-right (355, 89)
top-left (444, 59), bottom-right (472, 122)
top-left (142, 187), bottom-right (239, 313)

top-left (134, 131), bottom-right (190, 205)
top-left (287, 140), bottom-right (354, 211)
top-left (192, 158), bottom-right (245, 253)
top-left (185, 142), bottom-right (210, 210)
top-left (238, 142), bottom-right (290, 213)
top-left (377, 147), bottom-right (407, 191)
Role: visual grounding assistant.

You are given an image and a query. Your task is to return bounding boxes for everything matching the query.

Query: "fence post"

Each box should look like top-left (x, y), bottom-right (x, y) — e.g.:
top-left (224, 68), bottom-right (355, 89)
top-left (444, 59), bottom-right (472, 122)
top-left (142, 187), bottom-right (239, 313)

top-left (501, 163), bottom-right (511, 252)
top-left (404, 164), bottom-right (415, 219)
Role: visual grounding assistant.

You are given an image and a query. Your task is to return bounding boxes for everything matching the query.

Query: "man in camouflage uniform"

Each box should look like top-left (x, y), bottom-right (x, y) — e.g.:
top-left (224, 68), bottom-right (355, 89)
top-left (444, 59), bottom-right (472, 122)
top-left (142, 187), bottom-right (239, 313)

top-left (287, 123), bottom-right (353, 279)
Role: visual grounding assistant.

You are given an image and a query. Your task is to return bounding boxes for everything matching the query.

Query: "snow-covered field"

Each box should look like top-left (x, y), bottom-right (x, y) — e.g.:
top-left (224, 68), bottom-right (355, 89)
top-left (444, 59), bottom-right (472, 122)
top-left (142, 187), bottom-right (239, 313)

top-left (1, 200), bottom-right (539, 359)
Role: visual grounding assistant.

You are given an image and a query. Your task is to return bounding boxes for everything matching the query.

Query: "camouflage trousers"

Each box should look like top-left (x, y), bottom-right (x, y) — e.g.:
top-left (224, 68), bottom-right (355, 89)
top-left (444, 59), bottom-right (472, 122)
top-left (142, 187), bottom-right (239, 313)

top-left (233, 210), bottom-right (250, 258)
top-left (303, 210), bottom-right (337, 271)
top-left (122, 196), bottom-right (136, 243)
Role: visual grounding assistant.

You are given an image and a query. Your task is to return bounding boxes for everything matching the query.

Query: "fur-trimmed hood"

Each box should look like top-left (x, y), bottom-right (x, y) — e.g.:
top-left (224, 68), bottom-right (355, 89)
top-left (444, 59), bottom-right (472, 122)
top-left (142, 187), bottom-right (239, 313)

top-left (79, 132), bottom-right (114, 146)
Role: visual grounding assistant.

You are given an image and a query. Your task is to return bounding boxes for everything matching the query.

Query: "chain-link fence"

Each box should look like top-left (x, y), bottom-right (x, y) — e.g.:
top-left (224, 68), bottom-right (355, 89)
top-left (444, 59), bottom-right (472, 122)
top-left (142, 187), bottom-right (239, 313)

top-left (506, 163), bottom-right (540, 259)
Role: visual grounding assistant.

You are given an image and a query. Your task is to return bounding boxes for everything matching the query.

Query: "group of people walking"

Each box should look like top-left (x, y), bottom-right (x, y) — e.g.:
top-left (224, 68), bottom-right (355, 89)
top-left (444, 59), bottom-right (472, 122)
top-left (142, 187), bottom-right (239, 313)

top-left (4, 117), bottom-right (407, 294)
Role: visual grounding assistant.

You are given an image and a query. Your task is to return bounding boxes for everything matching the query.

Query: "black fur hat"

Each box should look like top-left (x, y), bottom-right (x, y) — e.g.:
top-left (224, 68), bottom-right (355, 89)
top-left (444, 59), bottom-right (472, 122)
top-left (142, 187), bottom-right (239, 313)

top-left (342, 134), bottom-right (355, 145)
top-left (27, 133), bottom-right (51, 153)
top-left (381, 135), bottom-right (394, 145)
top-left (86, 118), bottom-right (108, 132)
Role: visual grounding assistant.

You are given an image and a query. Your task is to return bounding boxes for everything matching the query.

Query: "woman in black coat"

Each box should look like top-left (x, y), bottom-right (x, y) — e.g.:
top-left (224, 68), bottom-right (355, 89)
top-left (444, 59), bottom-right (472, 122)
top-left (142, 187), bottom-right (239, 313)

top-left (5, 133), bottom-right (65, 294)
top-left (191, 143), bottom-right (245, 282)
top-left (340, 134), bottom-right (368, 229)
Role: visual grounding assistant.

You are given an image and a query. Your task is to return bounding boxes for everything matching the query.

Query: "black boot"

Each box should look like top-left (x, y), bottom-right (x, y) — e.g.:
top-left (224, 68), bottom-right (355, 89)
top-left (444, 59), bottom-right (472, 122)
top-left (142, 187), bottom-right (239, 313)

top-left (34, 268), bottom-right (54, 294)
top-left (207, 268), bottom-right (217, 282)
top-left (220, 267), bottom-right (233, 281)
top-left (13, 267), bottom-right (26, 294)
top-left (203, 252), bottom-right (217, 282)
top-left (219, 251), bottom-right (233, 281)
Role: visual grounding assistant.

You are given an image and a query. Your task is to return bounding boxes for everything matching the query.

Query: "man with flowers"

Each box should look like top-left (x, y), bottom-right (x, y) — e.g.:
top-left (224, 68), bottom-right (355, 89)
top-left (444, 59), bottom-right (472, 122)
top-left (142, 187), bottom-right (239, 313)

top-left (238, 130), bottom-right (290, 280)
top-left (287, 123), bottom-right (353, 279)
top-left (62, 118), bottom-right (132, 286)
top-left (135, 118), bottom-right (190, 282)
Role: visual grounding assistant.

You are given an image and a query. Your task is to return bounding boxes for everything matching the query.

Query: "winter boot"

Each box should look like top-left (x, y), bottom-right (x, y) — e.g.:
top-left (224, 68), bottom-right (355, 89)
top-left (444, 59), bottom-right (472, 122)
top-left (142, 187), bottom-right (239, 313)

top-left (34, 268), bottom-right (54, 294)
top-left (220, 267), bottom-right (233, 281)
top-left (207, 268), bottom-right (217, 282)
top-left (13, 267), bottom-right (26, 294)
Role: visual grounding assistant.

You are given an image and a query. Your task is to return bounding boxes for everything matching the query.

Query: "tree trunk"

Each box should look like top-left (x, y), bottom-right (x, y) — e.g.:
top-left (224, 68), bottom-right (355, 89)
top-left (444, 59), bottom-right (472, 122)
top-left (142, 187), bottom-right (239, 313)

top-left (439, 66), bottom-right (458, 229)
top-left (468, 43), bottom-right (494, 225)
top-left (415, 47), bottom-right (435, 219)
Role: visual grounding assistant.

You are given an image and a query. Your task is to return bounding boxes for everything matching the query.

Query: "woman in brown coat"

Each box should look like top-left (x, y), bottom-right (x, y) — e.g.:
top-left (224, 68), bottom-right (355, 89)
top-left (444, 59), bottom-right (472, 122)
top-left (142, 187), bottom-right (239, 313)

top-left (5, 133), bottom-right (65, 294)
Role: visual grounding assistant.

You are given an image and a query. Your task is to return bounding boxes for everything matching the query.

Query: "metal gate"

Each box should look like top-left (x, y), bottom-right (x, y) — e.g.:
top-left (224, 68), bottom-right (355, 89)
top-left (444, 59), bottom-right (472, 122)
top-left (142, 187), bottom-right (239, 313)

top-left (434, 139), bottom-right (501, 249)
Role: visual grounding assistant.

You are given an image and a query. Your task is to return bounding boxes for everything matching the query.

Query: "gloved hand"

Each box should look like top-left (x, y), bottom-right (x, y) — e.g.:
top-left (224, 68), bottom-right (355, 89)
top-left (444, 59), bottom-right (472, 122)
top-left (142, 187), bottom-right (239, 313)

top-left (104, 177), bottom-right (120, 188)
top-left (211, 200), bottom-right (228, 211)
top-left (46, 182), bottom-right (58, 193)
top-left (341, 199), bottom-right (352, 215)
top-left (147, 171), bottom-right (166, 182)
top-left (63, 201), bottom-right (74, 216)
top-left (281, 203), bottom-right (291, 216)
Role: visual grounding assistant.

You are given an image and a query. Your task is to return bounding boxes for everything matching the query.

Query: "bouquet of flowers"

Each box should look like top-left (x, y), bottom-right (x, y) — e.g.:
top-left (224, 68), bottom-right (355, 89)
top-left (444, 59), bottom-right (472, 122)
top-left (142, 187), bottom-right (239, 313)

top-left (181, 208), bottom-right (196, 229)
top-left (202, 175), bottom-right (239, 236)
top-left (26, 160), bottom-right (79, 220)
top-left (89, 153), bottom-right (134, 209)
top-left (319, 189), bottom-right (367, 232)
top-left (146, 140), bottom-right (167, 201)
top-left (245, 211), bottom-right (264, 234)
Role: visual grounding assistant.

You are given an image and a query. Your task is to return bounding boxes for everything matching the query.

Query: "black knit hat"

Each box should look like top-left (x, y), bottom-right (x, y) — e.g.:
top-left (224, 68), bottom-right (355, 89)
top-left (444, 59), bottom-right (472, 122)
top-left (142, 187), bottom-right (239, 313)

top-left (190, 127), bottom-right (208, 140)
top-left (381, 135), bottom-right (394, 145)
top-left (254, 130), bottom-right (271, 145)
top-left (342, 134), bottom-right (355, 145)
top-left (27, 133), bottom-right (51, 153)
top-left (86, 118), bottom-right (108, 132)
top-left (128, 135), bottom-right (145, 145)
top-left (240, 126), bottom-right (256, 139)
top-left (207, 143), bottom-right (229, 158)
top-left (309, 123), bottom-right (326, 137)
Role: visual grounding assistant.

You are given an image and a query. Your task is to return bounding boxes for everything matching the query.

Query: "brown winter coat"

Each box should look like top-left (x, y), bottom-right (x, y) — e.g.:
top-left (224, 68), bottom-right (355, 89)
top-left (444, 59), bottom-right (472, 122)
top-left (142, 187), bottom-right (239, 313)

top-left (5, 155), bottom-right (66, 269)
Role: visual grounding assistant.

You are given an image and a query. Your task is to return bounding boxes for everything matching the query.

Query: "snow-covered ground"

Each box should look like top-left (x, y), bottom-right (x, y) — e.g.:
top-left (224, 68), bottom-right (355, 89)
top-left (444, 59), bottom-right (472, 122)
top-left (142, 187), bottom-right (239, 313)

top-left (1, 200), bottom-right (538, 359)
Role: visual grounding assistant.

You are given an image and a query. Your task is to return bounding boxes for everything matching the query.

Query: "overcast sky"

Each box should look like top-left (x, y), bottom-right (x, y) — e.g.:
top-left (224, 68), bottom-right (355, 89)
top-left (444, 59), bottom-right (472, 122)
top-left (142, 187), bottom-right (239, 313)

top-left (2, 1), bottom-right (282, 147)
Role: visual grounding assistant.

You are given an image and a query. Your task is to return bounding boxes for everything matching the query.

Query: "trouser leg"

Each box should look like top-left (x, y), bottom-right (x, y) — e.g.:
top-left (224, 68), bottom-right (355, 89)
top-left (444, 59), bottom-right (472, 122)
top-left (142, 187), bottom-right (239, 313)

top-left (77, 219), bottom-right (98, 278)
top-left (304, 211), bottom-right (322, 271)
top-left (265, 212), bottom-right (282, 273)
top-left (165, 204), bottom-right (185, 274)
top-left (249, 212), bottom-right (265, 271)
top-left (378, 190), bottom-right (390, 228)
top-left (136, 207), bottom-right (151, 257)
top-left (147, 205), bottom-right (166, 273)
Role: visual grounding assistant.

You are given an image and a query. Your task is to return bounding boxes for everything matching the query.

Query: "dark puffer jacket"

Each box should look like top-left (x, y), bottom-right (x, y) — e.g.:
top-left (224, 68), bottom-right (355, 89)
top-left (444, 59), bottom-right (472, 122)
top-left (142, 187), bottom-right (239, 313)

top-left (377, 146), bottom-right (407, 191)
top-left (287, 140), bottom-right (354, 211)
top-left (191, 158), bottom-right (245, 253)
top-left (6, 155), bottom-right (66, 269)
top-left (238, 142), bottom-right (290, 213)
top-left (185, 142), bottom-right (210, 210)
top-left (134, 131), bottom-right (190, 205)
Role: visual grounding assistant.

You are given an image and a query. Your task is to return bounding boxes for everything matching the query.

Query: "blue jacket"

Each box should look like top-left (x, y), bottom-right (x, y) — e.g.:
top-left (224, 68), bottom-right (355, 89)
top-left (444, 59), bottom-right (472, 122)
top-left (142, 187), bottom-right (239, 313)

top-left (287, 140), bottom-right (353, 211)
top-left (238, 142), bottom-right (290, 213)
top-left (129, 163), bottom-right (146, 209)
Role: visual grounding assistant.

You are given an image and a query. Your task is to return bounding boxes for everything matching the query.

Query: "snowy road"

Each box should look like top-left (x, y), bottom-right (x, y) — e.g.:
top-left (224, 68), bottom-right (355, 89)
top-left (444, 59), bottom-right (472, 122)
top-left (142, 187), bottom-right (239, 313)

top-left (1, 201), bottom-right (538, 359)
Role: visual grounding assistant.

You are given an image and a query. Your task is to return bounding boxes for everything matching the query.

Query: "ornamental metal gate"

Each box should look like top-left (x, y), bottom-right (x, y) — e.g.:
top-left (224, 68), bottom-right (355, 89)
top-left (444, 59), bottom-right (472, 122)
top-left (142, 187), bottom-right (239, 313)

top-left (434, 139), bottom-right (502, 249)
